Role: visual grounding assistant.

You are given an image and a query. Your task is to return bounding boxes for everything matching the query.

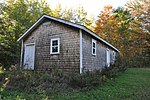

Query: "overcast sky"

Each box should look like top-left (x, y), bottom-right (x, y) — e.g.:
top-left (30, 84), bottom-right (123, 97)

top-left (0, 0), bottom-right (131, 17)
top-left (47, 0), bottom-right (130, 16)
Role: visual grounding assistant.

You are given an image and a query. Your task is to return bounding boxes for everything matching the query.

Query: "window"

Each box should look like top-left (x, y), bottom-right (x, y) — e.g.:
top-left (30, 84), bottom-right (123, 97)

top-left (50, 38), bottom-right (60, 54)
top-left (92, 39), bottom-right (96, 55)
top-left (112, 51), bottom-right (116, 60)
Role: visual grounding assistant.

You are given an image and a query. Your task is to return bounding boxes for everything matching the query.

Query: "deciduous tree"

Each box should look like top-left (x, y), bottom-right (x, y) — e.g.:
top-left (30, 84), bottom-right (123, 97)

top-left (94, 6), bottom-right (132, 56)
top-left (126, 0), bottom-right (150, 66)
top-left (0, 0), bottom-right (52, 68)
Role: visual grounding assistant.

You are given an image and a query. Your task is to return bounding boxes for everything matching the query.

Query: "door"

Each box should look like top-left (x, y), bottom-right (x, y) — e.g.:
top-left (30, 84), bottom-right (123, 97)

top-left (23, 43), bottom-right (35, 69)
top-left (106, 49), bottom-right (110, 67)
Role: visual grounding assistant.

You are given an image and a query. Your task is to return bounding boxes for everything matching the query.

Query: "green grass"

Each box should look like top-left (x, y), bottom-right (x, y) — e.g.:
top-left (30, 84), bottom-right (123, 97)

top-left (51, 68), bottom-right (150, 100)
top-left (1, 68), bottom-right (150, 100)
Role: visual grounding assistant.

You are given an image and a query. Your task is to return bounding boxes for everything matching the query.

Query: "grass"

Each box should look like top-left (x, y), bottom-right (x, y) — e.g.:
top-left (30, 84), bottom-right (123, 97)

top-left (1, 68), bottom-right (150, 100)
top-left (51, 68), bottom-right (150, 100)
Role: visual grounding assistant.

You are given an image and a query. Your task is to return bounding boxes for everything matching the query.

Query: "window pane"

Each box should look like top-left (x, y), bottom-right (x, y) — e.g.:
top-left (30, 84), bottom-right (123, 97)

top-left (52, 47), bottom-right (58, 52)
top-left (93, 42), bottom-right (95, 48)
top-left (93, 48), bottom-right (95, 54)
top-left (52, 40), bottom-right (58, 46)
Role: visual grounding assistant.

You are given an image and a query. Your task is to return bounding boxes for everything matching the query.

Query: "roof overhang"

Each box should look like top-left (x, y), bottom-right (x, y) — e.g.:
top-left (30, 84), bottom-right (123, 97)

top-left (17, 14), bottom-right (119, 52)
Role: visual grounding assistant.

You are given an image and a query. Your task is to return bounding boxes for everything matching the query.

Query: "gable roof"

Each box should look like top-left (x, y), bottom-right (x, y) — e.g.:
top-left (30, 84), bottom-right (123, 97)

top-left (17, 14), bottom-right (119, 52)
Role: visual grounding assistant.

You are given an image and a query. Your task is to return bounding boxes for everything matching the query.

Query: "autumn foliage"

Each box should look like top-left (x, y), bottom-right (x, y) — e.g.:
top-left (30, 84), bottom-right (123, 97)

top-left (94, 6), bottom-right (130, 56)
top-left (94, 2), bottom-right (150, 67)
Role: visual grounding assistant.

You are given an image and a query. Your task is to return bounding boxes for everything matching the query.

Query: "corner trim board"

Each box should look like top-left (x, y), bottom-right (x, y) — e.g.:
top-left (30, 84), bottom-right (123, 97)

top-left (80, 29), bottom-right (83, 74)
top-left (20, 40), bottom-right (24, 67)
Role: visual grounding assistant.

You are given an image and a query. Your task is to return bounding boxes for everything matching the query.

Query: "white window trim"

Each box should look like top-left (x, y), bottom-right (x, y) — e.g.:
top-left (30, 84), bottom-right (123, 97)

top-left (92, 39), bottom-right (96, 55)
top-left (112, 51), bottom-right (116, 61)
top-left (50, 38), bottom-right (60, 54)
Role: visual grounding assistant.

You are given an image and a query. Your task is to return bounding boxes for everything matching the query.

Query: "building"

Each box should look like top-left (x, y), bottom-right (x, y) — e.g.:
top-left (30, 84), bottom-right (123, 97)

top-left (18, 15), bottom-right (119, 73)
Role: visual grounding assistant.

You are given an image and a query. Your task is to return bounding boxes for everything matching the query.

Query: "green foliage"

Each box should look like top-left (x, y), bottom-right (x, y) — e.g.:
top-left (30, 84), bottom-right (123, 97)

top-left (0, 63), bottom-right (124, 99)
top-left (0, 14), bottom-right (20, 68)
top-left (0, 66), bottom-right (5, 74)
top-left (59, 5), bottom-right (94, 30)
top-left (53, 68), bottom-right (150, 100)
top-left (67, 71), bottom-right (107, 89)
top-left (1, 89), bottom-right (48, 100)
top-left (94, 5), bottom-right (150, 68)
top-left (125, 0), bottom-right (150, 67)
top-left (0, 67), bottom-right (70, 98)
top-left (66, 59), bottom-right (126, 89)
top-left (1, 68), bottom-right (150, 99)
top-left (0, 0), bottom-right (52, 68)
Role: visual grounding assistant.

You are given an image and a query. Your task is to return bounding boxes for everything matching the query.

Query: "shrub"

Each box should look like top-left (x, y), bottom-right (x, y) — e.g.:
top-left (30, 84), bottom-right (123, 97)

top-left (67, 70), bottom-right (108, 89)
top-left (100, 56), bottom-right (128, 79)
top-left (1, 66), bottom-right (72, 96)
top-left (1, 60), bottom-right (125, 97)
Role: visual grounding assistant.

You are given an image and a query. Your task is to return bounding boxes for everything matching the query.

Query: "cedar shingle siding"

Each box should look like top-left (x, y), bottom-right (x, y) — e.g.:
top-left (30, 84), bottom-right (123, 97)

top-left (82, 31), bottom-right (115, 72)
top-left (19, 15), bottom-right (119, 73)
top-left (24, 20), bottom-right (80, 72)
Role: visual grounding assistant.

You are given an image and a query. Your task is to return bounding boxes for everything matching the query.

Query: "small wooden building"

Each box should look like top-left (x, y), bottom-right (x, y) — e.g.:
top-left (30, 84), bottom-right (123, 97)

top-left (18, 15), bottom-right (119, 73)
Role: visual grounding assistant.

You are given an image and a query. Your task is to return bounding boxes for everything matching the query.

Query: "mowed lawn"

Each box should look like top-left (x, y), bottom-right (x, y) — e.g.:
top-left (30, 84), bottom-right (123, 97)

top-left (1, 68), bottom-right (150, 100)
top-left (52, 68), bottom-right (150, 100)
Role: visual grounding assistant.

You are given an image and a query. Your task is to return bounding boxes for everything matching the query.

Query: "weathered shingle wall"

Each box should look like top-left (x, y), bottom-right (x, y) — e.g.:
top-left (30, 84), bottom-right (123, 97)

top-left (82, 31), bottom-right (116, 72)
top-left (24, 19), bottom-right (80, 73)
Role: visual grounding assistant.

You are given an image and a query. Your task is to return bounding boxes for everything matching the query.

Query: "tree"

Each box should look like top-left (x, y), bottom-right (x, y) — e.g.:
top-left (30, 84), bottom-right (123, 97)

top-left (94, 6), bottom-right (126, 55)
top-left (95, 6), bottom-right (118, 41)
top-left (95, 2), bottom-right (150, 67)
top-left (60, 5), bottom-right (94, 30)
top-left (113, 7), bottom-right (133, 56)
top-left (0, 0), bottom-right (52, 68)
top-left (0, 14), bottom-right (19, 67)
top-left (126, 0), bottom-right (150, 33)
top-left (94, 5), bottom-right (139, 65)
top-left (126, 0), bottom-right (150, 66)
top-left (52, 3), bottom-right (62, 18)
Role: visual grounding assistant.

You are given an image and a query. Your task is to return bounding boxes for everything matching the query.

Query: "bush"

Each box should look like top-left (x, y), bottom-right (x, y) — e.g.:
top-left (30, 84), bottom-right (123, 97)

top-left (1, 60), bottom-right (125, 97)
top-left (67, 71), bottom-right (108, 89)
top-left (1, 66), bottom-right (72, 96)
top-left (67, 56), bottom-right (128, 89)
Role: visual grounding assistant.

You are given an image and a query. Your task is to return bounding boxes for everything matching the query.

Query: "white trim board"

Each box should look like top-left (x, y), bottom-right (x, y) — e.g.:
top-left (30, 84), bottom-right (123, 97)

top-left (17, 14), bottom-right (119, 52)
top-left (50, 38), bottom-right (60, 54)
top-left (106, 48), bottom-right (111, 67)
top-left (20, 40), bottom-right (24, 67)
top-left (79, 29), bottom-right (83, 74)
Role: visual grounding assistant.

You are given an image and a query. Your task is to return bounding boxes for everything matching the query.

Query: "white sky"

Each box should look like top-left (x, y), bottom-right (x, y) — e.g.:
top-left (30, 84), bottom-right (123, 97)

top-left (47, 0), bottom-right (130, 16)
top-left (0, 0), bottom-right (131, 16)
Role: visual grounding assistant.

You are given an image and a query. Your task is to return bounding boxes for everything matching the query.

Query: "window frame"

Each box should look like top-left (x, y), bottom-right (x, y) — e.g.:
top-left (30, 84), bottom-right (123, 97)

top-left (50, 38), bottom-right (60, 54)
top-left (92, 39), bottom-right (96, 55)
top-left (112, 51), bottom-right (116, 60)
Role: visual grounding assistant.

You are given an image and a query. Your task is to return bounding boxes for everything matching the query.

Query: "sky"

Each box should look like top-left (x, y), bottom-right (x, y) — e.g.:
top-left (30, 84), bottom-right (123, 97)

top-left (46, 0), bottom-right (130, 16)
top-left (0, 0), bottom-right (131, 16)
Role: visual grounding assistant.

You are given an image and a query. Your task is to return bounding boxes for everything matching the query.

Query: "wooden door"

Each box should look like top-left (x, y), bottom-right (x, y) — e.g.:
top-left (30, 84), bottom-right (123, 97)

top-left (23, 43), bottom-right (35, 69)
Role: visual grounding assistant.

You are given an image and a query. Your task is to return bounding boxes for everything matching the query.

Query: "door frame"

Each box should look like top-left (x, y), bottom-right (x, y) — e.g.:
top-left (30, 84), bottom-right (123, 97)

top-left (24, 43), bottom-right (35, 70)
